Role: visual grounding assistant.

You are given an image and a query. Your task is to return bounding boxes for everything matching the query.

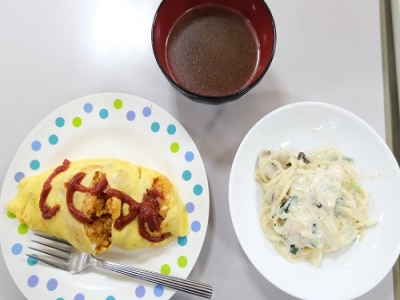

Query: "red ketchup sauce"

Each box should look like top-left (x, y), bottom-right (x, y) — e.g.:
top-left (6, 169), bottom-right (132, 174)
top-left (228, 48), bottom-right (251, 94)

top-left (39, 159), bottom-right (70, 219)
top-left (139, 189), bottom-right (171, 242)
top-left (106, 188), bottom-right (141, 230)
top-left (39, 160), bottom-right (171, 242)
top-left (65, 172), bottom-right (95, 223)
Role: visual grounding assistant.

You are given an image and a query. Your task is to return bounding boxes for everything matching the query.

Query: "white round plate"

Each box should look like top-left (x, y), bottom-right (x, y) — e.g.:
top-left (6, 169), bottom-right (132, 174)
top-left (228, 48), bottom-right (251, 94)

top-left (0, 93), bottom-right (209, 300)
top-left (229, 102), bottom-right (400, 300)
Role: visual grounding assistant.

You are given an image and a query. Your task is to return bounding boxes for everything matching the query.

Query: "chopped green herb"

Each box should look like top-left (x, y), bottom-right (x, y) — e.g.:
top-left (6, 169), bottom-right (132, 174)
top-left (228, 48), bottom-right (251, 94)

top-left (311, 241), bottom-right (319, 248)
top-left (335, 197), bottom-right (344, 210)
top-left (343, 156), bottom-right (354, 163)
top-left (279, 196), bottom-right (297, 214)
top-left (328, 155), bottom-right (338, 161)
top-left (290, 244), bottom-right (299, 255)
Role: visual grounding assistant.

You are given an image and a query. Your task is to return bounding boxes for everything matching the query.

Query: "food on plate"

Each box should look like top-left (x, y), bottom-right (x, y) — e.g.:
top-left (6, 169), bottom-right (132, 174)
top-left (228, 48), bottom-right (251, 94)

top-left (7, 158), bottom-right (189, 255)
top-left (255, 147), bottom-right (373, 266)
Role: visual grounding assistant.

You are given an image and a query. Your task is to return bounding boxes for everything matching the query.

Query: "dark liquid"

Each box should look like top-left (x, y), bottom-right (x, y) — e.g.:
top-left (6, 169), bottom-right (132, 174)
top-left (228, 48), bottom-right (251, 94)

top-left (166, 4), bottom-right (260, 97)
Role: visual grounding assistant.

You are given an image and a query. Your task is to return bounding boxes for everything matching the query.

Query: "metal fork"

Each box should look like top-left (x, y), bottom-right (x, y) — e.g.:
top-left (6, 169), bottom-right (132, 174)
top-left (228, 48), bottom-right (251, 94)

top-left (27, 233), bottom-right (213, 299)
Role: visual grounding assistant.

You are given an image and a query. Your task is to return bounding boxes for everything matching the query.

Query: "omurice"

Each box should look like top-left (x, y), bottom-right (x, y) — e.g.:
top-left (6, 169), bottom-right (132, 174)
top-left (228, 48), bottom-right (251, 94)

top-left (6, 158), bottom-right (190, 255)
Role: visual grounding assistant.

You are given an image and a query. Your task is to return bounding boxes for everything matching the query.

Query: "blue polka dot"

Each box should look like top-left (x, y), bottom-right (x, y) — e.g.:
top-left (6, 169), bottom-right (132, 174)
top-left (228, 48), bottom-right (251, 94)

top-left (154, 285), bottom-right (164, 297)
top-left (193, 184), bottom-right (203, 196)
top-left (167, 124), bottom-right (176, 135)
top-left (27, 275), bottom-right (39, 287)
top-left (30, 160), bottom-right (40, 171)
top-left (191, 221), bottom-right (201, 232)
top-left (31, 141), bottom-right (41, 151)
top-left (56, 298), bottom-right (64, 300)
top-left (185, 151), bottom-right (194, 162)
top-left (178, 236), bottom-right (188, 246)
top-left (27, 254), bottom-right (38, 266)
top-left (126, 110), bottom-right (136, 121)
top-left (135, 285), bottom-right (146, 298)
top-left (14, 172), bottom-right (25, 182)
top-left (105, 296), bottom-right (115, 300)
top-left (142, 107), bottom-right (152, 117)
top-left (48, 134), bottom-right (58, 145)
top-left (47, 278), bottom-right (58, 291)
top-left (84, 103), bottom-right (93, 113)
top-left (55, 117), bottom-right (65, 128)
top-left (182, 170), bottom-right (192, 181)
top-left (186, 202), bottom-right (195, 213)
top-left (74, 293), bottom-right (85, 300)
top-left (99, 109), bottom-right (109, 119)
top-left (151, 122), bottom-right (160, 132)
top-left (11, 243), bottom-right (23, 255)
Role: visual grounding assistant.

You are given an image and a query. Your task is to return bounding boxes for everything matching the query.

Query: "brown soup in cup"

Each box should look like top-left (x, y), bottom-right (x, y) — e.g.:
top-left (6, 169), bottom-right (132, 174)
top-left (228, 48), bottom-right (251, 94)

top-left (152, 0), bottom-right (276, 104)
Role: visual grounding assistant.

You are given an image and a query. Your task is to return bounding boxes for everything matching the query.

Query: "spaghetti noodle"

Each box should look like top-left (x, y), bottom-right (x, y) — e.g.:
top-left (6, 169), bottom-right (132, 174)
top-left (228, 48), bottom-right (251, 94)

top-left (255, 147), bottom-right (372, 266)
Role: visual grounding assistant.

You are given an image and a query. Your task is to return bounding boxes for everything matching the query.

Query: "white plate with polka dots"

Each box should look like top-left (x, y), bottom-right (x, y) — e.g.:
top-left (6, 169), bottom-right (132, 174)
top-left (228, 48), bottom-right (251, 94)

top-left (0, 93), bottom-right (210, 300)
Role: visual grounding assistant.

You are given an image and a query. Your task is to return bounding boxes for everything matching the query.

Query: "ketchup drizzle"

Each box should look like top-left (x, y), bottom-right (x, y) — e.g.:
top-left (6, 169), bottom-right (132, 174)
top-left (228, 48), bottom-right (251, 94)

top-left (65, 172), bottom-right (93, 223)
top-left (106, 188), bottom-right (140, 230)
top-left (39, 160), bottom-right (171, 243)
top-left (39, 159), bottom-right (70, 219)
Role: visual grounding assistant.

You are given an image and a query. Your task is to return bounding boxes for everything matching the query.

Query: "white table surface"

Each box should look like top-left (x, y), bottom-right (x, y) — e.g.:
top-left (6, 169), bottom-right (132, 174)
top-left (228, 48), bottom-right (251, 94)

top-left (0, 0), bottom-right (394, 299)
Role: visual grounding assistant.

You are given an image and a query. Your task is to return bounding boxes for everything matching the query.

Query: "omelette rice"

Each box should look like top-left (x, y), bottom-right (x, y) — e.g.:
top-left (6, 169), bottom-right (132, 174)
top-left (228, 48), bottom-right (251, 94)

top-left (6, 158), bottom-right (190, 254)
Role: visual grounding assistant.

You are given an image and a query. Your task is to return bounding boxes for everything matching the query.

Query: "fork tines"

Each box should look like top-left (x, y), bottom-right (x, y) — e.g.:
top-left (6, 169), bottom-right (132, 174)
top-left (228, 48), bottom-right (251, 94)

top-left (27, 232), bottom-right (73, 271)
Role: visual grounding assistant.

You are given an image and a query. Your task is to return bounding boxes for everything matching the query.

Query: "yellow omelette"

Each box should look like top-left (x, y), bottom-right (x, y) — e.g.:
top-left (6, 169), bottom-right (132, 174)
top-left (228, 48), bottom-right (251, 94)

top-left (6, 158), bottom-right (189, 255)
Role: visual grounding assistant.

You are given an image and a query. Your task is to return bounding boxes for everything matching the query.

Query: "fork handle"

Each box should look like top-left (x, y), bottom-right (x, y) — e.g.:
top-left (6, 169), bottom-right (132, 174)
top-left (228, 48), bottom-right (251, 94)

top-left (93, 257), bottom-right (213, 299)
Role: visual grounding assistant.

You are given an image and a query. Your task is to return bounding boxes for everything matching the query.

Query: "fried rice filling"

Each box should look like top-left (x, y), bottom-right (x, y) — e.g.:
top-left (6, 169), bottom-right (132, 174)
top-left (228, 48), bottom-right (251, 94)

top-left (81, 172), bottom-right (171, 254)
top-left (82, 171), bottom-right (113, 254)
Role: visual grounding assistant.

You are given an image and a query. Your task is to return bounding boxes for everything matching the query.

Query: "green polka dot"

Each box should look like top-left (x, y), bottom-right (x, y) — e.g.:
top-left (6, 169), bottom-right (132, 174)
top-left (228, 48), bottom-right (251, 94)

top-left (114, 99), bottom-right (123, 109)
top-left (160, 264), bottom-right (171, 275)
top-left (7, 211), bottom-right (16, 219)
top-left (18, 223), bottom-right (29, 234)
top-left (177, 256), bottom-right (188, 268)
top-left (170, 142), bottom-right (180, 153)
top-left (72, 117), bottom-right (82, 127)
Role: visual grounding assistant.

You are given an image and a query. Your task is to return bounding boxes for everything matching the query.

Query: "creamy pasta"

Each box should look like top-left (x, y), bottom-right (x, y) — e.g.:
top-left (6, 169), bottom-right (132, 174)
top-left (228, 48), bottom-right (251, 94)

top-left (255, 147), bottom-right (372, 266)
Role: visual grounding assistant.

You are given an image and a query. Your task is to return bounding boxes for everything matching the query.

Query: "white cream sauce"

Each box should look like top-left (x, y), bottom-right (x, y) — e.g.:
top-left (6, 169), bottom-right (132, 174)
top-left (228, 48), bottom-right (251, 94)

top-left (278, 164), bottom-right (345, 248)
